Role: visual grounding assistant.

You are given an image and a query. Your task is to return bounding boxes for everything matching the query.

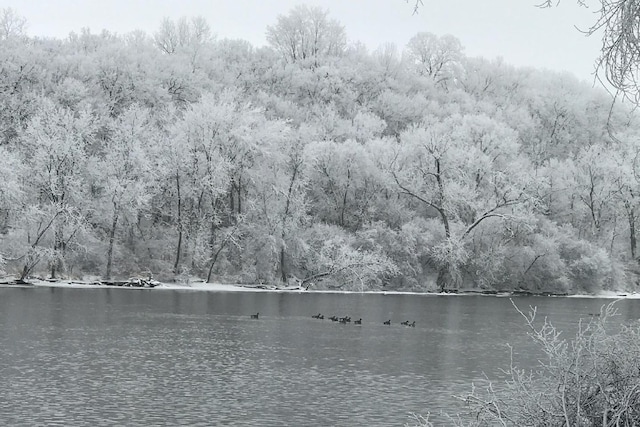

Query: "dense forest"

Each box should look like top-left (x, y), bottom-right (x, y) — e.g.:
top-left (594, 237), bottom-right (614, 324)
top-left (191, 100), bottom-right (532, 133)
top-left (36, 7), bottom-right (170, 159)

top-left (0, 6), bottom-right (639, 293)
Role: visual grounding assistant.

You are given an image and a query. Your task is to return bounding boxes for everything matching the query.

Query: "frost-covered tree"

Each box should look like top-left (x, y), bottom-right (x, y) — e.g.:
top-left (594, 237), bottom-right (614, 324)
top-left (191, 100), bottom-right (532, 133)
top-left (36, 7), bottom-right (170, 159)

top-left (537, 0), bottom-right (640, 105)
top-left (406, 32), bottom-right (463, 87)
top-left (246, 123), bottom-right (310, 283)
top-left (305, 139), bottom-right (384, 230)
top-left (154, 16), bottom-right (213, 75)
top-left (163, 90), bottom-right (289, 279)
top-left (0, 8), bottom-right (636, 292)
top-left (392, 114), bottom-right (535, 290)
top-left (18, 99), bottom-right (95, 279)
top-left (298, 224), bottom-right (398, 290)
top-left (154, 16), bottom-right (211, 55)
top-left (266, 5), bottom-right (346, 65)
top-left (90, 106), bottom-right (156, 279)
top-left (0, 8), bottom-right (26, 41)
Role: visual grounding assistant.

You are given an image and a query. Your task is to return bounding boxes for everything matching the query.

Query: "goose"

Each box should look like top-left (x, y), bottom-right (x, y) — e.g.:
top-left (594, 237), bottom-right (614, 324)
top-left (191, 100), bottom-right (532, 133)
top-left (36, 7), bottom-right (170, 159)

top-left (354, 318), bottom-right (362, 325)
top-left (383, 320), bottom-right (391, 325)
top-left (250, 313), bottom-right (259, 319)
top-left (401, 320), bottom-right (410, 326)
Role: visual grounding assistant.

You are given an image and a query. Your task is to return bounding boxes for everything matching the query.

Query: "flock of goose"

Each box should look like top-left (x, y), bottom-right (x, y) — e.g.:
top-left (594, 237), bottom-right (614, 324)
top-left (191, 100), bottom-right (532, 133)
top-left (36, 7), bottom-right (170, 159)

top-left (313, 313), bottom-right (415, 327)
top-left (249, 312), bottom-right (416, 327)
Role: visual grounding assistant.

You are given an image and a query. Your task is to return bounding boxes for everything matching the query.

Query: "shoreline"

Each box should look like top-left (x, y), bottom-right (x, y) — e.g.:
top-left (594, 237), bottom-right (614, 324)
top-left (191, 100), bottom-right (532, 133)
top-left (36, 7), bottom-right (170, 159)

top-left (1, 277), bottom-right (638, 299)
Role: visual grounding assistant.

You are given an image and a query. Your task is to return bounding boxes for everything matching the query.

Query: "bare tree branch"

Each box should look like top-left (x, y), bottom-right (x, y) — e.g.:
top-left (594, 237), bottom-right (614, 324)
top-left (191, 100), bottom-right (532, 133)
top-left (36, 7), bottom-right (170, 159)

top-left (538, 0), bottom-right (640, 106)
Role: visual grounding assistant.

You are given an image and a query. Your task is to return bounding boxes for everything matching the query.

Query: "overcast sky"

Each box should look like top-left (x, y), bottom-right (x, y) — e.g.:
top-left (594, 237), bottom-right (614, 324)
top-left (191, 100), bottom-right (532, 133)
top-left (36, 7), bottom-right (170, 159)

top-left (2, 0), bottom-right (602, 82)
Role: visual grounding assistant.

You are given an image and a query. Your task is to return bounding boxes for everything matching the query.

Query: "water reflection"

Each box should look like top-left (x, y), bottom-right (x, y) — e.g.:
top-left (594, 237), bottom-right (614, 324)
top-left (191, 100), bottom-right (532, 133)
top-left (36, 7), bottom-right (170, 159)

top-left (1, 288), bottom-right (640, 426)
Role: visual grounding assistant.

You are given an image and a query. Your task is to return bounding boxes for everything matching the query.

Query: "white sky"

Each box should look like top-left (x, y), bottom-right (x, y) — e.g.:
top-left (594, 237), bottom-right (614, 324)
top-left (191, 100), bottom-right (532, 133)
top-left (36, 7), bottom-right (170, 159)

top-left (1, 0), bottom-right (602, 82)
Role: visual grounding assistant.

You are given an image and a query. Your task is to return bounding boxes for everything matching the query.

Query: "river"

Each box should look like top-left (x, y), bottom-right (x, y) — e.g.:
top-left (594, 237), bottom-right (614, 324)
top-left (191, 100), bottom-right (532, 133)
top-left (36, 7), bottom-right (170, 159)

top-left (1, 287), bottom-right (639, 426)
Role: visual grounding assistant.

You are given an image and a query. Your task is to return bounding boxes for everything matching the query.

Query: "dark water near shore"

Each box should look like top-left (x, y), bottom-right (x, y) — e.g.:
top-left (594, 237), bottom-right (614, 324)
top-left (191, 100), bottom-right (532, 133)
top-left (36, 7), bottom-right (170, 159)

top-left (1, 287), bottom-right (640, 426)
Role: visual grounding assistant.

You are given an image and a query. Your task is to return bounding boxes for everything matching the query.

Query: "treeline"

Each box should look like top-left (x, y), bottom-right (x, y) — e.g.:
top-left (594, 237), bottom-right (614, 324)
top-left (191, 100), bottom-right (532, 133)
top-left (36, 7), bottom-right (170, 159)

top-left (0, 6), bottom-right (638, 293)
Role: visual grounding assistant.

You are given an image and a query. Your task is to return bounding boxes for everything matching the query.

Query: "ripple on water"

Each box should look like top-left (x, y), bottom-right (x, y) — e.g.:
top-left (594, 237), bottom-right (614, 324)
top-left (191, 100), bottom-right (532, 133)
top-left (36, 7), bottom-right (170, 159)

top-left (3, 289), bottom-right (628, 425)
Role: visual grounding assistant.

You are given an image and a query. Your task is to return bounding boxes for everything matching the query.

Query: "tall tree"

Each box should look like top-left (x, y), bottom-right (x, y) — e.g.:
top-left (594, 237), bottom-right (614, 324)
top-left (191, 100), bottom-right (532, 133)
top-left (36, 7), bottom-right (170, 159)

top-left (392, 114), bottom-right (534, 290)
top-left (406, 32), bottom-right (463, 87)
top-left (90, 105), bottom-right (156, 279)
top-left (0, 8), bottom-right (26, 41)
top-left (247, 124), bottom-right (308, 283)
top-left (154, 16), bottom-right (212, 55)
top-left (266, 5), bottom-right (346, 65)
top-left (305, 139), bottom-right (384, 230)
top-left (19, 99), bottom-right (94, 278)
top-left (154, 16), bottom-right (213, 75)
top-left (166, 90), bottom-right (288, 277)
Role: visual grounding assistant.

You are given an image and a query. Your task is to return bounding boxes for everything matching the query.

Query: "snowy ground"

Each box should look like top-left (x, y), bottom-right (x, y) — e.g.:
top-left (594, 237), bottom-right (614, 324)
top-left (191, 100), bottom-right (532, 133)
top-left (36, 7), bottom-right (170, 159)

top-left (23, 278), bottom-right (298, 293)
top-left (1, 277), bottom-right (638, 298)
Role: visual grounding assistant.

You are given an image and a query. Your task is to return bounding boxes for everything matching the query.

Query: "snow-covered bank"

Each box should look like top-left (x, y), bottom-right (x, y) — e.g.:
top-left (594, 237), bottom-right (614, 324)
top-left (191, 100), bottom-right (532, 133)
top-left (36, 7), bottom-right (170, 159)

top-left (4, 278), bottom-right (304, 293)
top-left (1, 277), bottom-right (639, 299)
top-left (17, 279), bottom-right (288, 292)
top-left (565, 290), bottom-right (640, 299)
top-left (156, 281), bottom-right (304, 292)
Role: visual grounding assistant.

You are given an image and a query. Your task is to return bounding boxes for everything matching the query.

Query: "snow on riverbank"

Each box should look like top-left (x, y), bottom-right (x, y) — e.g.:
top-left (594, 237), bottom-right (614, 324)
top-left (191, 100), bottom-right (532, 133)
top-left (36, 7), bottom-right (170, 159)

top-left (1, 276), bottom-right (639, 298)
top-left (20, 279), bottom-right (289, 292)
top-left (566, 290), bottom-right (640, 299)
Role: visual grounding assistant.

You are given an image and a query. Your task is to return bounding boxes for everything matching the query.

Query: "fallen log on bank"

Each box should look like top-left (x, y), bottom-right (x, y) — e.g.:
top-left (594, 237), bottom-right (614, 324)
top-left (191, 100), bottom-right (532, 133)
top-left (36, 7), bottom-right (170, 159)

top-left (0, 278), bottom-right (33, 286)
top-left (40, 277), bottom-right (161, 288)
top-left (98, 278), bottom-right (160, 288)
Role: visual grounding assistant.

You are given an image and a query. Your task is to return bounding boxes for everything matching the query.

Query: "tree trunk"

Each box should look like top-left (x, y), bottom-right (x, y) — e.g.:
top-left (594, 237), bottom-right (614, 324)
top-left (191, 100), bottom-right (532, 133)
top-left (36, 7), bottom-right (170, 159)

top-left (206, 251), bottom-right (219, 284)
top-left (105, 203), bottom-right (119, 280)
top-left (434, 158), bottom-right (451, 239)
top-left (436, 265), bottom-right (450, 292)
top-left (279, 247), bottom-right (287, 283)
top-left (237, 177), bottom-right (242, 215)
top-left (206, 226), bottom-right (238, 283)
top-left (340, 167), bottom-right (351, 227)
top-left (20, 264), bottom-right (30, 282)
top-left (51, 218), bottom-right (64, 279)
top-left (278, 161), bottom-right (300, 283)
top-left (173, 172), bottom-right (182, 273)
top-left (20, 211), bottom-right (60, 281)
top-left (627, 203), bottom-right (637, 261)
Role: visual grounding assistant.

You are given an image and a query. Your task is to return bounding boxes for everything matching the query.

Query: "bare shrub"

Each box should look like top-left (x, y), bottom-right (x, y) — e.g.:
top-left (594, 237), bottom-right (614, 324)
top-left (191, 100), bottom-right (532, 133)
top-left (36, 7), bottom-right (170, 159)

top-left (410, 300), bottom-right (640, 426)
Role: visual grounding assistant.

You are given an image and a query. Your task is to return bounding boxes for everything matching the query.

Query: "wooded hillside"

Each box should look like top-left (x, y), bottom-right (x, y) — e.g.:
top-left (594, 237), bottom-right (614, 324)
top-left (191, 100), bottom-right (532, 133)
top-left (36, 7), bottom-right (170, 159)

top-left (1, 7), bottom-right (638, 293)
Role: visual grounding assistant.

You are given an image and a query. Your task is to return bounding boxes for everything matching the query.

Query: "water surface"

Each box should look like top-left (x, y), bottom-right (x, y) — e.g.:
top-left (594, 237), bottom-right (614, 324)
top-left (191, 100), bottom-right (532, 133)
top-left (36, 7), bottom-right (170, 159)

top-left (1, 287), bottom-right (639, 426)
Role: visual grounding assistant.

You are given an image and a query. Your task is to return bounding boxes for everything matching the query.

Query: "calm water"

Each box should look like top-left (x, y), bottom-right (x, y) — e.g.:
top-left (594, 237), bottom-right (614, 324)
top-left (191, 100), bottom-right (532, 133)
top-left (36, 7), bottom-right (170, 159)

top-left (1, 287), bottom-right (640, 426)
